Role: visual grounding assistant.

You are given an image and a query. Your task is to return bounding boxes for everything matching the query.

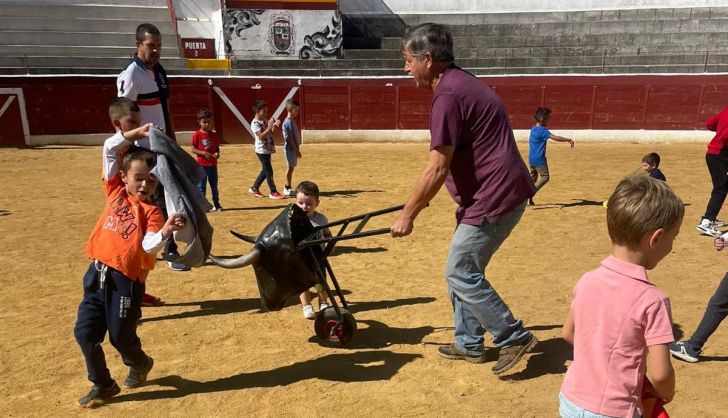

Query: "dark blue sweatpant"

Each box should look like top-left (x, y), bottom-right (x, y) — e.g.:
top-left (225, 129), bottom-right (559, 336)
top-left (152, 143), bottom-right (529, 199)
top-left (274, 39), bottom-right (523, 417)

top-left (74, 262), bottom-right (147, 387)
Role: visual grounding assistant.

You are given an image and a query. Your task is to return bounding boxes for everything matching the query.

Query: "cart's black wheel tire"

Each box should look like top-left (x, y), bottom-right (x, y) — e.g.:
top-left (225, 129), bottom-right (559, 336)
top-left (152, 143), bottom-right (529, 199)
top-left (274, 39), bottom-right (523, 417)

top-left (314, 307), bottom-right (357, 344)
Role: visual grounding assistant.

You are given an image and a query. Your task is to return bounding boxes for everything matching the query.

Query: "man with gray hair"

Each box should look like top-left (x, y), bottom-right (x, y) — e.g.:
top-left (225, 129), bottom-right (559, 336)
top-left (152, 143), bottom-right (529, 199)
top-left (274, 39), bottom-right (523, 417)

top-left (390, 23), bottom-right (537, 375)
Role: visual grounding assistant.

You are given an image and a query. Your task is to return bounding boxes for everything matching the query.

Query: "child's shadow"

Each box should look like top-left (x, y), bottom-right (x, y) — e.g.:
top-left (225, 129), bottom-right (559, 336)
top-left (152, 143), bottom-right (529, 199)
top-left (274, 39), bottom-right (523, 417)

top-left (532, 199), bottom-right (604, 210)
top-left (139, 298), bottom-right (263, 323)
top-left (499, 337), bottom-right (572, 381)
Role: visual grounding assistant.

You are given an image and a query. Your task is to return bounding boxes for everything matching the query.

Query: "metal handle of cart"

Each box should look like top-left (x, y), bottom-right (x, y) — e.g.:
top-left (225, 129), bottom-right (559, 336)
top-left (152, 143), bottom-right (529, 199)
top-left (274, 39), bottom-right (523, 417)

top-left (296, 204), bottom-right (404, 342)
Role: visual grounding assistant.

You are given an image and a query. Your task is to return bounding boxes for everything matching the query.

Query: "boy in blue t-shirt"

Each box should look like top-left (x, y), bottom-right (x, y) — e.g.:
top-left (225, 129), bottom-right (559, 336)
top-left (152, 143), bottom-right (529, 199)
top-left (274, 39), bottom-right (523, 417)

top-left (282, 99), bottom-right (302, 197)
top-left (528, 107), bottom-right (574, 205)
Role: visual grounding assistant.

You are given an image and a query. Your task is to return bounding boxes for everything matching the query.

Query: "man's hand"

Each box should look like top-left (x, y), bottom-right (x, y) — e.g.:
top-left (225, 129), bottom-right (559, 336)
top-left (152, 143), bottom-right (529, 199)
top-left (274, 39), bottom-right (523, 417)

top-left (391, 214), bottom-right (414, 237)
top-left (297, 150), bottom-right (302, 158)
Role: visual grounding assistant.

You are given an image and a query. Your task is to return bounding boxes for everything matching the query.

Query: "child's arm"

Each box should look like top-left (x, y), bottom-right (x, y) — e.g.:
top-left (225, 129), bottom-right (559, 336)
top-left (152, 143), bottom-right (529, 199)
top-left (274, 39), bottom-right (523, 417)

top-left (645, 344), bottom-right (675, 404)
top-left (255, 118), bottom-right (281, 138)
top-left (142, 212), bottom-right (186, 254)
top-left (103, 123), bottom-right (152, 180)
top-left (549, 133), bottom-right (575, 147)
top-left (716, 234), bottom-right (728, 251)
top-left (562, 308), bottom-right (575, 345)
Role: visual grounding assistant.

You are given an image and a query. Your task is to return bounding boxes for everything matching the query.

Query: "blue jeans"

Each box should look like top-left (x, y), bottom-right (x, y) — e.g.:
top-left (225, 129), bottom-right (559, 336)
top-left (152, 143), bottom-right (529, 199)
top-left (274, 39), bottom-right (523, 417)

top-left (446, 202), bottom-right (530, 355)
top-left (559, 393), bottom-right (641, 418)
top-left (253, 153), bottom-right (277, 193)
top-left (197, 166), bottom-right (220, 208)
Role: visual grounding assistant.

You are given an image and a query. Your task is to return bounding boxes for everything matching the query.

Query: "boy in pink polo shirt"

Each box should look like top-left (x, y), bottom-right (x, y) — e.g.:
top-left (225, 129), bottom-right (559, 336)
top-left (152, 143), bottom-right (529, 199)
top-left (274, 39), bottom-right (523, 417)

top-left (560, 175), bottom-right (681, 418)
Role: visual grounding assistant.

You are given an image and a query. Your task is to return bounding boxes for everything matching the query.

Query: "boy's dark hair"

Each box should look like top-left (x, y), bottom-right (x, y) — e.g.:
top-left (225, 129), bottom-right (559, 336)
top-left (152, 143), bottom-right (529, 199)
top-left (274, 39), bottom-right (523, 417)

top-left (607, 174), bottom-right (684, 247)
top-left (109, 97), bottom-right (140, 120)
top-left (197, 108), bottom-right (212, 120)
top-left (122, 145), bottom-right (157, 172)
top-left (136, 23), bottom-right (161, 43)
top-left (253, 100), bottom-right (268, 112)
top-left (401, 23), bottom-right (454, 65)
top-left (295, 180), bottom-right (320, 200)
top-left (642, 152), bottom-right (661, 168)
top-left (534, 107), bottom-right (552, 123)
top-left (286, 99), bottom-right (300, 111)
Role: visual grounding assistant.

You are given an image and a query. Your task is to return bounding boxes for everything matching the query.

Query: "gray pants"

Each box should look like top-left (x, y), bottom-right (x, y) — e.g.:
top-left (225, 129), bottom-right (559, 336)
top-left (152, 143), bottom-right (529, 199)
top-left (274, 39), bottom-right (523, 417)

top-left (530, 165), bottom-right (550, 192)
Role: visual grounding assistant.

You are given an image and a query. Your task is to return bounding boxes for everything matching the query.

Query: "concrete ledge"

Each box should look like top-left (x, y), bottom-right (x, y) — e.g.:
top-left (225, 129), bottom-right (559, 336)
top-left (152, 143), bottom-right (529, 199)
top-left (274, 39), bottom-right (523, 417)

top-left (29, 131), bottom-right (194, 146)
top-left (27, 129), bottom-right (712, 146)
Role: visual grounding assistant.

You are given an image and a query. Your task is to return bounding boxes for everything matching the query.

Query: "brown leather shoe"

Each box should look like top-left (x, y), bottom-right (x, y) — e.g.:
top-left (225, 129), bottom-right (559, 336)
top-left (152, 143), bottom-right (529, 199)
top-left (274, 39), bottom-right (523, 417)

top-left (492, 334), bottom-right (537, 375)
top-left (437, 344), bottom-right (486, 364)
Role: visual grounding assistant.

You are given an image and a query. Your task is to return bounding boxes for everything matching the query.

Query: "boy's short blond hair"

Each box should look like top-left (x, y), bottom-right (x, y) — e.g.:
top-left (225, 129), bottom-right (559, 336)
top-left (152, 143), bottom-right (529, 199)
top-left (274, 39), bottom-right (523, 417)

top-left (109, 97), bottom-right (139, 120)
top-left (607, 174), bottom-right (684, 246)
top-left (286, 99), bottom-right (299, 111)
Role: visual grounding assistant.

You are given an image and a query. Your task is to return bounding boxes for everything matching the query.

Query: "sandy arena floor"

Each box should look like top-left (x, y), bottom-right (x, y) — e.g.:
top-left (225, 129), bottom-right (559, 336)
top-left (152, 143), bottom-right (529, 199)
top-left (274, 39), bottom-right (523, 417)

top-left (1, 142), bottom-right (728, 417)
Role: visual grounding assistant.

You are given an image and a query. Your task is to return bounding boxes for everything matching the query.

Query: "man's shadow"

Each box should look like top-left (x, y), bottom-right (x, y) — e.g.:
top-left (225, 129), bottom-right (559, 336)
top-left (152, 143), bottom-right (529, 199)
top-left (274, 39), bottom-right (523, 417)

top-left (140, 298), bottom-right (263, 323)
top-left (111, 350), bottom-right (422, 403)
top-left (319, 189), bottom-right (383, 198)
top-left (532, 199), bottom-right (604, 210)
top-left (346, 297), bottom-right (437, 314)
top-left (308, 319), bottom-right (443, 349)
top-left (499, 337), bottom-right (573, 381)
top-left (217, 204), bottom-right (288, 212)
top-left (0, 209), bottom-right (11, 216)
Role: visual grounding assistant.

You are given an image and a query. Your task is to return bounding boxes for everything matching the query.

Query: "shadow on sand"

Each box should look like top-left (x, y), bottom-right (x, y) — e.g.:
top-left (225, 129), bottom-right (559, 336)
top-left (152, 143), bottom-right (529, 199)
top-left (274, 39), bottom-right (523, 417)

top-left (111, 350), bottom-right (421, 403)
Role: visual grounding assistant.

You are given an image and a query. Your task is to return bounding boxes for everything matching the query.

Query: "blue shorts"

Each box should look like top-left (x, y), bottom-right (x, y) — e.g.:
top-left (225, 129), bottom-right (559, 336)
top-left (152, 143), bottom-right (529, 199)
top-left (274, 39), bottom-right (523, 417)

top-left (283, 146), bottom-right (298, 168)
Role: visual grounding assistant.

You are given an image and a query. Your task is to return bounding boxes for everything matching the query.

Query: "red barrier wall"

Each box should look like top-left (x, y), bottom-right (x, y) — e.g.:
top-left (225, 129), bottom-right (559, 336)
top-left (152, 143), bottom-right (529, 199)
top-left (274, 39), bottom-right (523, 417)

top-left (1, 74), bottom-right (726, 145)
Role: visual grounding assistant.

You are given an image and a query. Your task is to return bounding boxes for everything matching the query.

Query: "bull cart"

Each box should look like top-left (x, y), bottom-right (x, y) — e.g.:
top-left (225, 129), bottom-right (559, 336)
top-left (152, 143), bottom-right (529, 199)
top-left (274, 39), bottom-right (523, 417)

top-left (209, 203), bottom-right (404, 345)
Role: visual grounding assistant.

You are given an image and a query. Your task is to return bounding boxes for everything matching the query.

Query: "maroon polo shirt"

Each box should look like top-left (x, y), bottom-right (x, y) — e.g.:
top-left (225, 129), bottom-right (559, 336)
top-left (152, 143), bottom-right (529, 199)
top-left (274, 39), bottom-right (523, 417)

top-left (430, 66), bottom-right (535, 225)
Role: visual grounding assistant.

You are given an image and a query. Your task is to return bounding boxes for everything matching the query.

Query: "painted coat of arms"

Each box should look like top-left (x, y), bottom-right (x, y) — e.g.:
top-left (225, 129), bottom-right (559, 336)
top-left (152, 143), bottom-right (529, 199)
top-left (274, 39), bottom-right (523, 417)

top-left (269, 14), bottom-right (295, 56)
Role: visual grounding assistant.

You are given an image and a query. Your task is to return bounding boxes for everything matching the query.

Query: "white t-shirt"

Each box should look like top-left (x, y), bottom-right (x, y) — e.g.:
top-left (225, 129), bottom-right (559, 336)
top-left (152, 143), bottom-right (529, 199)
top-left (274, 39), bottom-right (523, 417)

top-left (252, 119), bottom-right (275, 154)
top-left (117, 55), bottom-right (170, 139)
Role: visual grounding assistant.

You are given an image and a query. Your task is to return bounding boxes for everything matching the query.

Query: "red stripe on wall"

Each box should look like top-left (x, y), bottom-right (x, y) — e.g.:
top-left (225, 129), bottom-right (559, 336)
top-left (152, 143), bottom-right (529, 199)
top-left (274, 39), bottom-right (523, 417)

top-left (226, 1), bottom-right (337, 10)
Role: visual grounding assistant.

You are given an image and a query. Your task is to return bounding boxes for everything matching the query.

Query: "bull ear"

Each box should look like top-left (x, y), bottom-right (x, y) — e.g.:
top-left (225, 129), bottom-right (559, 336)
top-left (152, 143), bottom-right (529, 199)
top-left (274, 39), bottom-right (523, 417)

top-left (230, 230), bottom-right (257, 244)
top-left (209, 248), bottom-right (261, 269)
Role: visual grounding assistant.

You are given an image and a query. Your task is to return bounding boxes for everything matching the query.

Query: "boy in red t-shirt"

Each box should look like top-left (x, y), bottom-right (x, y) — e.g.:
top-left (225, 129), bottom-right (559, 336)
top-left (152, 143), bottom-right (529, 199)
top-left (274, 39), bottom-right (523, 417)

top-left (74, 98), bottom-right (185, 408)
top-left (190, 108), bottom-right (222, 211)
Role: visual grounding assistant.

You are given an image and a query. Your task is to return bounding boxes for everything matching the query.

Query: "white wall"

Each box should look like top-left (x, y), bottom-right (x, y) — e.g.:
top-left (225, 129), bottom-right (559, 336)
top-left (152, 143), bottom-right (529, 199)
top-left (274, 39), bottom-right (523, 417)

top-left (384, 0), bottom-right (726, 14)
top-left (172, 0), bottom-right (224, 58)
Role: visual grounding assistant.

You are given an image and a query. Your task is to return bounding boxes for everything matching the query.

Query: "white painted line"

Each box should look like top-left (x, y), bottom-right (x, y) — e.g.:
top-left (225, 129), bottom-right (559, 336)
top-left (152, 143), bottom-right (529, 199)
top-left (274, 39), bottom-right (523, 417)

top-left (0, 96), bottom-right (15, 119)
top-left (271, 86), bottom-right (299, 120)
top-left (212, 86), bottom-right (254, 138)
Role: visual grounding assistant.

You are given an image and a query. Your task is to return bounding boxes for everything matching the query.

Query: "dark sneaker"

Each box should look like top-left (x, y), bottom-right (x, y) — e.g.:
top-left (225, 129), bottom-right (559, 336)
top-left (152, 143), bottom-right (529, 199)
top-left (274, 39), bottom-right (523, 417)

top-left (670, 341), bottom-right (701, 363)
top-left (492, 334), bottom-right (537, 375)
top-left (77, 382), bottom-right (121, 408)
top-left (528, 197), bottom-right (535, 206)
top-left (124, 356), bottom-right (154, 388)
top-left (437, 344), bottom-right (486, 364)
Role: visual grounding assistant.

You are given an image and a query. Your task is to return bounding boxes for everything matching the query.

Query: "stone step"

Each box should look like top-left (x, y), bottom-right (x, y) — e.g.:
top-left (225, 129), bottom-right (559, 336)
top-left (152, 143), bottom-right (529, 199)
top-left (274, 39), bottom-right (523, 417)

top-left (0, 3), bottom-right (170, 20)
top-left (20, 0), bottom-right (166, 5)
top-left (0, 45), bottom-right (136, 57)
top-left (399, 7), bottom-right (728, 26)
top-left (0, 16), bottom-right (175, 35)
top-left (0, 31), bottom-right (180, 55)
top-left (0, 55), bottom-right (187, 70)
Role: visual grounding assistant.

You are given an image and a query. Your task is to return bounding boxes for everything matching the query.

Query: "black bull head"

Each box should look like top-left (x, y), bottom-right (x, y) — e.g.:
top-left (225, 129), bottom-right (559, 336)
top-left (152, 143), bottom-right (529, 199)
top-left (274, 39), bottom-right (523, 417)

top-left (209, 204), bottom-right (325, 311)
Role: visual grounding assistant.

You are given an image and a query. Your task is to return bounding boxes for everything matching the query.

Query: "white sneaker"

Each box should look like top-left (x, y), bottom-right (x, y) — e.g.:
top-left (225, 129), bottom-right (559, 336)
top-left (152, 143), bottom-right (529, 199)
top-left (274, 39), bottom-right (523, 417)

top-left (283, 187), bottom-right (296, 197)
top-left (319, 302), bottom-right (329, 310)
top-left (714, 219), bottom-right (725, 228)
top-left (302, 304), bottom-right (316, 319)
top-left (697, 218), bottom-right (721, 237)
top-left (167, 261), bottom-right (190, 271)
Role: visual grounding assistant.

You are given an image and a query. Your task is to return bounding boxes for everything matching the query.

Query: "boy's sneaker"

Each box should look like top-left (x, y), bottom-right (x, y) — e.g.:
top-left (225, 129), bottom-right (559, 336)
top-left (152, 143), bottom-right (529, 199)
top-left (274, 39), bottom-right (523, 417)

top-left (248, 188), bottom-right (265, 198)
top-left (492, 333), bottom-right (538, 375)
top-left (124, 356), bottom-right (154, 388)
top-left (167, 261), bottom-right (190, 271)
top-left (670, 341), bottom-right (701, 363)
top-left (302, 304), bottom-right (316, 319)
top-left (437, 344), bottom-right (486, 364)
top-left (283, 187), bottom-right (295, 197)
top-left (215, 206), bottom-right (223, 212)
top-left (269, 192), bottom-right (285, 200)
top-left (697, 218), bottom-right (721, 237)
top-left (77, 381), bottom-right (121, 408)
top-left (528, 197), bottom-right (535, 206)
top-left (319, 302), bottom-right (330, 310)
top-left (714, 219), bottom-right (725, 228)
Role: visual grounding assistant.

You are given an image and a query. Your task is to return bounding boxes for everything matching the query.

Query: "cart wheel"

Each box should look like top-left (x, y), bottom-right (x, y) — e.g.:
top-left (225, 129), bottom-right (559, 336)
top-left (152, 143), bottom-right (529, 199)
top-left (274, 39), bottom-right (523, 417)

top-left (314, 307), bottom-right (357, 344)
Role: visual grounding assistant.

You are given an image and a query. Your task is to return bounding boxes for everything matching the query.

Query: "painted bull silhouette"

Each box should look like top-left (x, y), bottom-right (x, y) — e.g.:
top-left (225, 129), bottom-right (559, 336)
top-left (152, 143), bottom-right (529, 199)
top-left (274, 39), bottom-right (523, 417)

top-left (209, 203), bottom-right (404, 344)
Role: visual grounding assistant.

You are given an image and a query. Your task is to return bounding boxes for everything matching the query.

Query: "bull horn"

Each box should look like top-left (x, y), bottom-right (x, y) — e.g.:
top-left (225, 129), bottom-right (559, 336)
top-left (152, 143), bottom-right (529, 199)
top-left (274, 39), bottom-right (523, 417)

top-left (208, 248), bottom-right (261, 269)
